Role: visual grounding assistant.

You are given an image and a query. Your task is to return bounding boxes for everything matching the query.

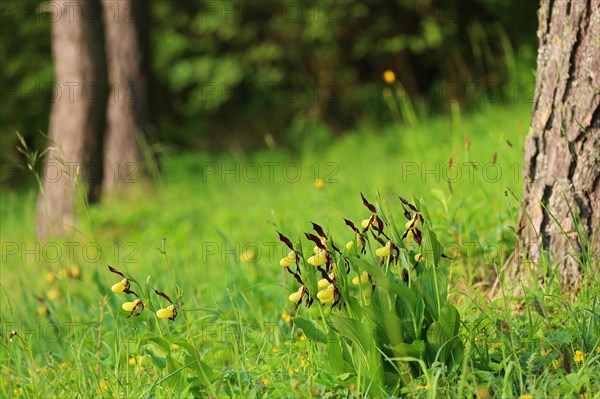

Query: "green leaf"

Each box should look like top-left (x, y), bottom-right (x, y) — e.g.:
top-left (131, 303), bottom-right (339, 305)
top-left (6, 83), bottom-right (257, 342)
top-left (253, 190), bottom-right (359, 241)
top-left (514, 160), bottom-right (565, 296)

top-left (425, 304), bottom-right (461, 364)
top-left (414, 266), bottom-right (447, 321)
top-left (391, 340), bottom-right (426, 358)
top-left (292, 317), bottom-right (328, 344)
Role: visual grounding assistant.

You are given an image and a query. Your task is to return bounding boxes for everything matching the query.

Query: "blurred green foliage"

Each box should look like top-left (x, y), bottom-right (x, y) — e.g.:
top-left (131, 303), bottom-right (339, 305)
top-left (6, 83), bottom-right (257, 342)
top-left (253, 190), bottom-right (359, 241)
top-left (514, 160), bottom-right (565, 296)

top-left (0, 0), bottom-right (538, 177)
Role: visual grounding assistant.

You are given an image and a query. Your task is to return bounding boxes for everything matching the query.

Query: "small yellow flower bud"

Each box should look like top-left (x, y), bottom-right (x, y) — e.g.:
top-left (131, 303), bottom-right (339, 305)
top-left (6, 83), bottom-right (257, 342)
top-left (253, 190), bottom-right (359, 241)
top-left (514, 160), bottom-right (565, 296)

top-left (375, 242), bottom-right (392, 258)
top-left (314, 178), bottom-right (324, 189)
top-left (156, 305), bottom-right (175, 319)
top-left (122, 299), bottom-right (141, 312)
top-left (382, 69), bottom-right (396, 85)
top-left (111, 278), bottom-right (128, 293)
top-left (288, 288), bottom-right (303, 303)
top-left (352, 272), bottom-right (370, 285)
top-left (128, 357), bottom-right (136, 366)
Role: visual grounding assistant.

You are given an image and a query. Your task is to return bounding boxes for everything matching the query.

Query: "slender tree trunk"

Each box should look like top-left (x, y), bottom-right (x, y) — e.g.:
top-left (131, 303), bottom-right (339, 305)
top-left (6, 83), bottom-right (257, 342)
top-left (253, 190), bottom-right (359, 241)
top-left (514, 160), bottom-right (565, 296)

top-left (37, 0), bottom-right (107, 239)
top-left (511, 0), bottom-right (599, 289)
top-left (101, 0), bottom-right (148, 191)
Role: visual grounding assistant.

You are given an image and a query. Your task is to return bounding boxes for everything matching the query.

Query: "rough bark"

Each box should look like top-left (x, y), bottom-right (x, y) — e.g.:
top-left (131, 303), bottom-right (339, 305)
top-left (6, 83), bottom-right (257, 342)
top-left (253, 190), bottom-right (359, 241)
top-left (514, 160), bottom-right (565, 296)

top-left (101, 0), bottom-right (148, 191)
top-left (511, 0), bottom-right (599, 289)
top-left (37, 0), bottom-right (107, 239)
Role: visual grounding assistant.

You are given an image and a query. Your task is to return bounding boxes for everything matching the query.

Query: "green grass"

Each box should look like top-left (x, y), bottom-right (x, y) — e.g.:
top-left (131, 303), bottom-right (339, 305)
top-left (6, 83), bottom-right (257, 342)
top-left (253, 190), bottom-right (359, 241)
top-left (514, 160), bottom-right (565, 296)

top-left (1, 102), bottom-right (598, 398)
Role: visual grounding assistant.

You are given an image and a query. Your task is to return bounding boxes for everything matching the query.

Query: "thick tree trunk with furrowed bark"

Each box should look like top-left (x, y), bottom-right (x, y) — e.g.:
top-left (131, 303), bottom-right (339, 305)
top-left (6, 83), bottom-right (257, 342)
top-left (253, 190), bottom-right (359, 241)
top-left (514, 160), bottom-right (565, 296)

top-left (36, 0), bottom-right (107, 239)
top-left (101, 0), bottom-right (148, 191)
top-left (510, 0), bottom-right (599, 289)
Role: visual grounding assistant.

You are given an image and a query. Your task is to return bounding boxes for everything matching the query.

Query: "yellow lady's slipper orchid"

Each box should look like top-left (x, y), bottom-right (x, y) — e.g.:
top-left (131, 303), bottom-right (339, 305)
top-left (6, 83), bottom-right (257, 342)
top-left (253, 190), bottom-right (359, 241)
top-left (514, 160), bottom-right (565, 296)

top-left (375, 242), bottom-right (392, 258)
top-left (352, 271), bottom-right (370, 285)
top-left (405, 214), bottom-right (421, 229)
top-left (122, 299), bottom-right (141, 312)
top-left (288, 287), bottom-right (303, 303)
top-left (317, 285), bottom-right (335, 304)
top-left (317, 278), bottom-right (330, 289)
top-left (111, 278), bottom-right (129, 293)
top-left (279, 251), bottom-right (296, 267)
top-left (361, 219), bottom-right (371, 229)
top-left (307, 250), bottom-right (326, 266)
top-left (404, 229), bottom-right (414, 241)
top-left (44, 272), bottom-right (56, 284)
top-left (47, 288), bottom-right (60, 300)
top-left (345, 240), bottom-right (354, 250)
top-left (156, 305), bottom-right (175, 319)
top-left (414, 253), bottom-right (424, 262)
top-left (68, 265), bottom-right (81, 279)
top-left (318, 273), bottom-right (335, 289)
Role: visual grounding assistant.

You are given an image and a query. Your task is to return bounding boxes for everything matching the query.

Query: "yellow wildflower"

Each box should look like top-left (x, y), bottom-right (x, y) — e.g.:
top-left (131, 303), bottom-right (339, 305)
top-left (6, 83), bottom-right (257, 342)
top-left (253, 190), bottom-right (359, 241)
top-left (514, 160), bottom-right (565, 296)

top-left (262, 378), bottom-right (269, 385)
top-left (491, 342), bottom-right (501, 349)
top-left (375, 241), bottom-right (392, 258)
top-left (281, 312), bottom-right (291, 323)
top-left (360, 218), bottom-right (371, 229)
top-left (574, 350), bottom-right (584, 363)
top-left (596, 346), bottom-right (600, 354)
top-left (314, 178), bottom-right (324, 189)
top-left (416, 383), bottom-right (430, 390)
top-left (414, 253), bottom-right (424, 262)
top-left (540, 348), bottom-right (551, 357)
top-left (383, 69), bottom-right (396, 85)
top-left (552, 359), bottom-right (560, 369)
top-left (156, 305), bottom-right (175, 319)
top-left (345, 240), bottom-right (354, 250)
top-left (520, 394), bottom-right (533, 399)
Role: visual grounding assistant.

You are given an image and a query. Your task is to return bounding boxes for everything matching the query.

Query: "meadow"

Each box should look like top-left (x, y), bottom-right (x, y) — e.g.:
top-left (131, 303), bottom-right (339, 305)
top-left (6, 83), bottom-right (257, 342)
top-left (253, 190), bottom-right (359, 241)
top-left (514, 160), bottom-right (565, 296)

top-left (1, 102), bottom-right (598, 398)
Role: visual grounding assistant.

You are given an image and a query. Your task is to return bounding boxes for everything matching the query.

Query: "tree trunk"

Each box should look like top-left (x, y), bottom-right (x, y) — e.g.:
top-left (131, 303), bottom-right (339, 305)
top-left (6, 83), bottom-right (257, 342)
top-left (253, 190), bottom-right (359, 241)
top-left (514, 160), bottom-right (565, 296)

top-left (512, 0), bottom-right (599, 289)
top-left (37, 0), bottom-right (107, 239)
top-left (101, 0), bottom-right (149, 191)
